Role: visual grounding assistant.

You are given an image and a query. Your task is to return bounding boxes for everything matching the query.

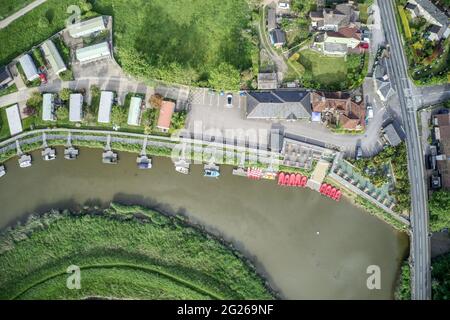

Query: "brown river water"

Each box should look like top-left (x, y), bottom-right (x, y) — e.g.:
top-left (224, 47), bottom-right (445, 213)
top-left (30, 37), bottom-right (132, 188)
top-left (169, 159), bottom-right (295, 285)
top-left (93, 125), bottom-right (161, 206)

top-left (0, 147), bottom-right (409, 299)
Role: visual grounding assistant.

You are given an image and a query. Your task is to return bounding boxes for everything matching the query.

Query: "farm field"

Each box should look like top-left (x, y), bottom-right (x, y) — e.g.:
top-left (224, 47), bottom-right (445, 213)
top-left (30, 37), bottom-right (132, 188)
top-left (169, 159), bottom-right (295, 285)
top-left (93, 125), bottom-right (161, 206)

top-left (0, 0), bottom-right (258, 90)
top-left (0, 204), bottom-right (273, 300)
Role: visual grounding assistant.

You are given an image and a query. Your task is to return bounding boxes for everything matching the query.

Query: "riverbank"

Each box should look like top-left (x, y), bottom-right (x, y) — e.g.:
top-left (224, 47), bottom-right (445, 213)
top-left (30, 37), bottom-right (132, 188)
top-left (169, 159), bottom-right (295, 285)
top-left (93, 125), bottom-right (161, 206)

top-left (0, 203), bottom-right (274, 300)
top-left (325, 175), bottom-right (410, 232)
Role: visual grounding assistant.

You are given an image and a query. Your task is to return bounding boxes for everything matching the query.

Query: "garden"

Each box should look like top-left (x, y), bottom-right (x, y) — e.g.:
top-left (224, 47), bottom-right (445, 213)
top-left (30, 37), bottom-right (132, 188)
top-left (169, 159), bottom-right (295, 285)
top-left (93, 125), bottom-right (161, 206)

top-left (0, 203), bottom-right (273, 299)
top-left (396, 0), bottom-right (450, 85)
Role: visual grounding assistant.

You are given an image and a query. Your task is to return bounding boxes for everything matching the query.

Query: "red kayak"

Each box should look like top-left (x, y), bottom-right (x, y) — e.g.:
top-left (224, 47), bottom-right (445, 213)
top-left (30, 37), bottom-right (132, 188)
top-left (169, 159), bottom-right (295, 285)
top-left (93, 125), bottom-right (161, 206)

top-left (283, 174), bottom-right (290, 186)
top-left (289, 174), bottom-right (296, 186)
top-left (325, 185), bottom-right (332, 196)
top-left (319, 183), bottom-right (327, 194)
top-left (295, 174), bottom-right (302, 187)
top-left (329, 187), bottom-right (337, 198)
top-left (278, 172), bottom-right (285, 185)
top-left (334, 190), bottom-right (342, 201)
top-left (301, 175), bottom-right (308, 187)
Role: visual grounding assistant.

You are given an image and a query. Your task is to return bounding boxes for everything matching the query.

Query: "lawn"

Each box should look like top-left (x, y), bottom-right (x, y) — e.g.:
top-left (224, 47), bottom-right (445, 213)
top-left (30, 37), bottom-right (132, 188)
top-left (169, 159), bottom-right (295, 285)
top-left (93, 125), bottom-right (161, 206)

top-left (0, 203), bottom-right (273, 300)
top-left (298, 49), bottom-right (347, 88)
top-left (0, 107), bottom-right (11, 141)
top-left (93, 0), bottom-right (258, 89)
top-left (0, 84), bottom-right (18, 97)
top-left (0, 0), bottom-right (34, 20)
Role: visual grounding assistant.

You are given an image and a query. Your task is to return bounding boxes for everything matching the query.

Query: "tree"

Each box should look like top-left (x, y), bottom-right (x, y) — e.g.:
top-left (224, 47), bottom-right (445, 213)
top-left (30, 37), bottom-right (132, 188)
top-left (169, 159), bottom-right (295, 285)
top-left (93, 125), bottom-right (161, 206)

top-left (142, 108), bottom-right (157, 134)
top-left (171, 111), bottom-right (187, 130)
top-left (208, 63), bottom-right (241, 91)
top-left (77, 0), bottom-right (93, 13)
top-left (90, 85), bottom-right (100, 98)
top-left (59, 88), bottom-right (71, 101)
top-left (56, 106), bottom-right (69, 121)
top-left (429, 191), bottom-right (450, 232)
top-left (111, 105), bottom-right (127, 126)
top-left (149, 94), bottom-right (163, 109)
top-left (26, 91), bottom-right (43, 109)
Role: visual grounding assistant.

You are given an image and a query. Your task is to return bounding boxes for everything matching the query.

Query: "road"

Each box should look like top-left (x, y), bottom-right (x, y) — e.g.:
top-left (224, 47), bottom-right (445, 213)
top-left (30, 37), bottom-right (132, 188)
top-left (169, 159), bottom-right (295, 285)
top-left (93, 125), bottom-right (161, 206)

top-left (379, 0), bottom-right (431, 300)
top-left (0, 0), bottom-right (47, 29)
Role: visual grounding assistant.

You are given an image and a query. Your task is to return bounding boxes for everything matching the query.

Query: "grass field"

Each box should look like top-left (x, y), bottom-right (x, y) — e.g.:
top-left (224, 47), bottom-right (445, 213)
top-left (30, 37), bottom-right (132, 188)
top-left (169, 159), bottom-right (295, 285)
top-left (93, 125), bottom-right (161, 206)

top-left (0, 0), bottom-right (34, 20)
top-left (298, 49), bottom-right (347, 87)
top-left (0, 203), bottom-right (273, 300)
top-left (92, 0), bottom-right (258, 89)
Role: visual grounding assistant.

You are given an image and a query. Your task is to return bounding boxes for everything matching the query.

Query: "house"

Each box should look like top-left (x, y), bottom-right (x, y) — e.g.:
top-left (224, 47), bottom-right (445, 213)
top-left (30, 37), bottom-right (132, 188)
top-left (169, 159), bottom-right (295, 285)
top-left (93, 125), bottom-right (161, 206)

top-left (433, 113), bottom-right (450, 189)
top-left (69, 93), bottom-right (83, 122)
top-left (98, 91), bottom-right (114, 123)
top-left (41, 40), bottom-right (67, 75)
top-left (270, 28), bottom-right (286, 47)
top-left (267, 7), bottom-right (276, 31)
top-left (68, 16), bottom-right (106, 38)
top-left (319, 26), bottom-right (362, 55)
top-left (382, 123), bottom-right (404, 147)
top-left (245, 90), bottom-right (311, 120)
top-left (311, 91), bottom-right (366, 130)
top-left (127, 96), bottom-right (142, 126)
top-left (42, 93), bottom-right (55, 121)
top-left (373, 59), bottom-right (395, 102)
top-left (6, 104), bottom-right (23, 136)
top-left (310, 3), bottom-right (358, 31)
top-left (257, 72), bottom-right (278, 90)
top-left (157, 100), bottom-right (176, 132)
top-left (76, 42), bottom-right (111, 63)
top-left (405, 0), bottom-right (450, 40)
top-left (0, 66), bottom-right (13, 87)
top-left (18, 54), bottom-right (39, 82)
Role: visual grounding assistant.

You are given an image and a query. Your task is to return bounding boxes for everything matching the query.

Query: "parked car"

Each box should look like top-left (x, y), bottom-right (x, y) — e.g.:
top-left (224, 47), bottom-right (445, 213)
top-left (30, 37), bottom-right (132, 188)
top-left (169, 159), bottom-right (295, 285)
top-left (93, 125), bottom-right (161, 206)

top-left (226, 93), bottom-right (233, 108)
top-left (356, 146), bottom-right (363, 160)
top-left (366, 106), bottom-right (374, 120)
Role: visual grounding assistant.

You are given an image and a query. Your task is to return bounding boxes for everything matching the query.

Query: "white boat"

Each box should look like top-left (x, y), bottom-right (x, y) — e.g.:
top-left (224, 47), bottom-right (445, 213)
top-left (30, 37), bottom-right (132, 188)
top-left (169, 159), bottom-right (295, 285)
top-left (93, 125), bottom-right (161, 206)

top-left (18, 155), bottom-right (32, 168)
top-left (175, 166), bottom-right (189, 174)
top-left (0, 165), bottom-right (5, 178)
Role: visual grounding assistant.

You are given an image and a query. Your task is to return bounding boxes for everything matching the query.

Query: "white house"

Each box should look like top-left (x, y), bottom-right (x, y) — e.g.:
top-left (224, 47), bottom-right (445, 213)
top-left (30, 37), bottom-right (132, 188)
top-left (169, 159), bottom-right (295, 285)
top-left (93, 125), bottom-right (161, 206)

top-left (98, 91), bottom-right (114, 123)
top-left (406, 0), bottom-right (450, 40)
top-left (68, 16), bottom-right (106, 38)
top-left (6, 104), bottom-right (23, 136)
top-left (76, 42), bottom-right (111, 63)
top-left (42, 93), bottom-right (55, 121)
top-left (127, 96), bottom-right (142, 126)
top-left (69, 94), bottom-right (83, 122)
top-left (41, 40), bottom-right (67, 75)
top-left (18, 54), bottom-right (39, 82)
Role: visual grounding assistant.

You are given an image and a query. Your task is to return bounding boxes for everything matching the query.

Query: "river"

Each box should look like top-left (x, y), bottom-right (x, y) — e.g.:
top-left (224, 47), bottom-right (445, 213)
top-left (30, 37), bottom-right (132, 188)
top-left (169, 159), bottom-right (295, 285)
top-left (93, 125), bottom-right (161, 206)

top-left (0, 147), bottom-right (409, 299)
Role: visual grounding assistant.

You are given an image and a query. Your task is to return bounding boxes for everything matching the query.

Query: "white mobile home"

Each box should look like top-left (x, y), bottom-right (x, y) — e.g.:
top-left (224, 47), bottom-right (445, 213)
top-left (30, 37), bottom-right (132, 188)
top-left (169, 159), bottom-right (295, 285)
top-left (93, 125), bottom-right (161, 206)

top-left (42, 93), bottom-right (55, 121)
top-left (41, 40), bottom-right (67, 75)
top-left (68, 16), bottom-right (106, 38)
top-left (98, 91), bottom-right (114, 123)
top-left (6, 104), bottom-right (23, 136)
top-left (18, 54), bottom-right (39, 82)
top-left (76, 42), bottom-right (111, 63)
top-left (127, 97), bottom-right (142, 126)
top-left (69, 94), bottom-right (83, 122)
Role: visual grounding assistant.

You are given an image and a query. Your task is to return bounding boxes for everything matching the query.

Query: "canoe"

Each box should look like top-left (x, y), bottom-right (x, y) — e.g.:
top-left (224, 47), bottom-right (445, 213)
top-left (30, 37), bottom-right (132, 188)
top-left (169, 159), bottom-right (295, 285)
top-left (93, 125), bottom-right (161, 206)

top-left (283, 174), bottom-right (290, 186)
top-left (278, 172), bottom-right (285, 185)
top-left (289, 174), bottom-right (296, 186)
top-left (334, 190), bottom-right (342, 201)
top-left (301, 175), bottom-right (308, 187)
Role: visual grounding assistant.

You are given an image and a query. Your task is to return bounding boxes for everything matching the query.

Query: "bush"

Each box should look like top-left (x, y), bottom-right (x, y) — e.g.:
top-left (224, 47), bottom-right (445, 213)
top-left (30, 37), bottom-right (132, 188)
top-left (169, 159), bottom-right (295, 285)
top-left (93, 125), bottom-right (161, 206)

top-left (59, 88), bottom-right (71, 101)
top-left (59, 69), bottom-right (74, 81)
top-left (56, 106), bottom-right (69, 121)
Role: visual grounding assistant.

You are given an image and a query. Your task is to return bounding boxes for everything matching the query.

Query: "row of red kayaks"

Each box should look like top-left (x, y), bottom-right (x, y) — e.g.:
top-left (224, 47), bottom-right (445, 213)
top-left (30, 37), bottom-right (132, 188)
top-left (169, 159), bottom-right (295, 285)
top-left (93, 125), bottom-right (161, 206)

top-left (319, 183), bottom-right (342, 201)
top-left (277, 172), bottom-right (308, 187)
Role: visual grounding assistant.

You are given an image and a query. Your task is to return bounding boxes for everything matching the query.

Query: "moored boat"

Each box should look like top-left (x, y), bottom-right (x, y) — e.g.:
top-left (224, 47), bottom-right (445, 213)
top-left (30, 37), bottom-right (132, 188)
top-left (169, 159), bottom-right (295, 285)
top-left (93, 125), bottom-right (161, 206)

top-left (277, 172), bottom-right (285, 185)
top-left (295, 174), bottom-right (302, 187)
top-left (334, 190), bottom-right (342, 201)
top-left (300, 175), bottom-right (308, 187)
top-left (283, 174), bottom-right (290, 186)
top-left (289, 174), bottom-right (296, 186)
top-left (204, 169), bottom-right (220, 178)
top-left (0, 165), bottom-right (5, 178)
top-left (175, 166), bottom-right (189, 174)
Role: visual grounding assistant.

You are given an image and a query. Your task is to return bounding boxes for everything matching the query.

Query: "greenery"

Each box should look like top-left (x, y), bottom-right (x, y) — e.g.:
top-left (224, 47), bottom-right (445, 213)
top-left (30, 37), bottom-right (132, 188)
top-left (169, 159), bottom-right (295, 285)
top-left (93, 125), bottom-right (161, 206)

top-left (0, 204), bottom-right (273, 300)
top-left (0, 84), bottom-right (18, 97)
top-left (395, 1), bottom-right (450, 86)
top-left (0, 107), bottom-right (10, 141)
top-left (396, 253), bottom-right (450, 300)
top-left (59, 88), bottom-right (71, 101)
top-left (0, 0), bottom-right (95, 66)
top-left (297, 50), bottom-right (368, 90)
top-left (111, 105), bottom-right (127, 126)
top-left (429, 191), bottom-right (450, 232)
top-left (0, 0), bottom-right (34, 20)
top-left (351, 143), bottom-right (411, 214)
top-left (432, 253), bottom-right (450, 300)
top-left (395, 262), bottom-right (411, 300)
top-left (56, 106), bottom-right (69, 121)
top-left (91, 0), bottom-right (258, 89)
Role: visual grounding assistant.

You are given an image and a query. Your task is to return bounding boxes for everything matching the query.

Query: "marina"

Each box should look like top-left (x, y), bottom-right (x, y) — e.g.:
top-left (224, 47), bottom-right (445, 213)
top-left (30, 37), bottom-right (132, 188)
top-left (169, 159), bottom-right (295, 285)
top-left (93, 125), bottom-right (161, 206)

top-left (0, 147), bottom-right (409, 299)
